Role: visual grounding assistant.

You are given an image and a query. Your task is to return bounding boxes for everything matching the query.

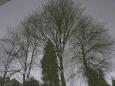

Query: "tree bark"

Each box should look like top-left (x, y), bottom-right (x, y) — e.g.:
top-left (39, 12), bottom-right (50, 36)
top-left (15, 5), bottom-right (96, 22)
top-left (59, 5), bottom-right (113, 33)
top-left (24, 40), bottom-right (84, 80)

top-left (27, 49), bottom-right (35, 79)
top-left (23, 74), bottom-right (26, 86)
top-left (1, 71), bottom-right (7, 85)
top-left (59, 56), bottom-right (66, 86)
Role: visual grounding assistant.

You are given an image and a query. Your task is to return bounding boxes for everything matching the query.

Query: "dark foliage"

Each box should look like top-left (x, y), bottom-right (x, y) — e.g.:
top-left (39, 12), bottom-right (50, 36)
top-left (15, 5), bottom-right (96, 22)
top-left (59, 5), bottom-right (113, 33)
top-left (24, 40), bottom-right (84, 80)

top-left (25, 77), bottom-right (40, 86)
top-left (41, 40), bottom-right (60, 86)
top-left (86, 66), bottom-right (109, 86)
top-left (112, 79), bottom-right (115, 86)
top-left (0, 78), bottom-right (21, 86)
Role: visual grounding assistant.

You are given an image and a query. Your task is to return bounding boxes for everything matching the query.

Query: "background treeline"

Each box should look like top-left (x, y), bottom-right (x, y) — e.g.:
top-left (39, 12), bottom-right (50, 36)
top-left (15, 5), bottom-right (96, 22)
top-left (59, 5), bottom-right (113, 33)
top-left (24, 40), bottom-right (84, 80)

top-left (0, 0), bottom-right (114, 86)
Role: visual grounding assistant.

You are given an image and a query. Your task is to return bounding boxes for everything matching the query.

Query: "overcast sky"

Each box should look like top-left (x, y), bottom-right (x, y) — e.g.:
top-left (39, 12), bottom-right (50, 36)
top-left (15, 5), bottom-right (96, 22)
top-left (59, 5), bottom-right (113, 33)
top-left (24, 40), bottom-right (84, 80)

top-left (0, 0), bottom-right (115, 85)
top-left (0, 0), bottom-right (115, 38)
top-left (79, 0), bottom-right (115, 37)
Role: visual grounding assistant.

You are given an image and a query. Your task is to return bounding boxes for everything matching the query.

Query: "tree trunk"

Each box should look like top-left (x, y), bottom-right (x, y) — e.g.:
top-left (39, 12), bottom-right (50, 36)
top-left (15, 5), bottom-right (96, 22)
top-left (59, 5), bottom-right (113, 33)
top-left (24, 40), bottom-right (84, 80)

top-left (27, 50), bottom-right (34, 79)
top-left (60, 70), bottom-right (66, 86)
top-left (27, 41), bottom-right (37, 79)
top-left (81, 28), bottom-right (88, 75)
top-left (1, 71), bottom-right (7, 85)
top-left (59, 56), bottom-right (66, 86)
top-left (23, 56), bottom-right (27, 86)
top-left (23, 74), bottom-right (26, 86)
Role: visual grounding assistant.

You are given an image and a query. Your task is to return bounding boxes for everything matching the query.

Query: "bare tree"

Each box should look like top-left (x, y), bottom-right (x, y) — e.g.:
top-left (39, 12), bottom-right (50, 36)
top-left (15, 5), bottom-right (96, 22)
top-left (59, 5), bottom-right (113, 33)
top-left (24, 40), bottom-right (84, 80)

top-left (70, 15), bottom-right (113, 86)
top-left (28, 0), bottom-right (84, 86)
top-left (0, 32), bottom-right (22, 85)
top-left (14, 22), bottom-right (42, 86)
top-left (0, 24), bottom-right (42, 86)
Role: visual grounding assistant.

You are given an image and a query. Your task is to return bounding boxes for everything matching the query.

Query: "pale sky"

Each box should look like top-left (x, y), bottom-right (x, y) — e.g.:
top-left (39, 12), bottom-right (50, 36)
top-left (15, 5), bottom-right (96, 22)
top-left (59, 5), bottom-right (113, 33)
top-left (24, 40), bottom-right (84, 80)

top-left (0, 0), bottom-right (115, 86)
top-left (79, 0), bottom-right (115, 37)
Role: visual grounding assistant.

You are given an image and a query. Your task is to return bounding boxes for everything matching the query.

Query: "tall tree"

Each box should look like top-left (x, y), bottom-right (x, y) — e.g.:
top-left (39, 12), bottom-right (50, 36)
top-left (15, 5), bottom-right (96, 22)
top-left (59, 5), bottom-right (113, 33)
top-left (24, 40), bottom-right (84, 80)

top-left (29, 0), bottom-right (83, 86)
top-left (17, 26), bottom-right (40, 86)
top-left (41, 40), bottom-right (60, 86)
top-left (70, 15), bottom-right (113, 86)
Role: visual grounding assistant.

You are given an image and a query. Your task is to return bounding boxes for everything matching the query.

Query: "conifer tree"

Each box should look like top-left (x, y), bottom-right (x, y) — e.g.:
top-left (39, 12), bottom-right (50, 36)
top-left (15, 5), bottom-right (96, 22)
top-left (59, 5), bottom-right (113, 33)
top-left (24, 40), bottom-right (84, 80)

top-left (41, 40), bottom-right (60, 86)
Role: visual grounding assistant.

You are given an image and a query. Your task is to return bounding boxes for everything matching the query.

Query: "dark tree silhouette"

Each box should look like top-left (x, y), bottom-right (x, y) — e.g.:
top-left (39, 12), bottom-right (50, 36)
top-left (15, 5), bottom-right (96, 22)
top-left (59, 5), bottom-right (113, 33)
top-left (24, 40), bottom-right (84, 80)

top-left (86, 66), bottom-right (109, 86)
top-left (112, 79), bottom-right (115, 86)
top-left (41, 40), bottom-right (60, 86)
top-left (0, 78), bottom-right (21, 86)
top-left (25, 77), bottom-right (40, 86)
